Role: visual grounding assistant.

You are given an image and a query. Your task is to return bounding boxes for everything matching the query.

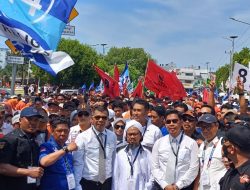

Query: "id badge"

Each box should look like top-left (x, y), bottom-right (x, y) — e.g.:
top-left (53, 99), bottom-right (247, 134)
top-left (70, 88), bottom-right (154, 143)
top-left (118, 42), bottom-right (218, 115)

top-left (67, 173), bottom-right (76, 190)
top-left (201, 170), bottom-right (210, 186)
top-left (128, 176), bottom-right (136, 189)
top-left (27, 166), bottom-right (36, 184)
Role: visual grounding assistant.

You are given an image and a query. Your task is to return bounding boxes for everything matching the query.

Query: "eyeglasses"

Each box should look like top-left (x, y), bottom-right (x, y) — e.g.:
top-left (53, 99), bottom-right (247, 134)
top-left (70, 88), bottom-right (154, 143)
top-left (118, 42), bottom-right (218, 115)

top-left (166, 119), bottom-right (179, 124)
top-left (94, 116), bottom-right (108, 120)
top-left (197, 112), bottom-right (210, 117)
top-left (199, 124), bottom-right (213, 131)
top-left (183, 117), bottom-right (195, 122)
top-left (114, 125), bottom-right (125, 130)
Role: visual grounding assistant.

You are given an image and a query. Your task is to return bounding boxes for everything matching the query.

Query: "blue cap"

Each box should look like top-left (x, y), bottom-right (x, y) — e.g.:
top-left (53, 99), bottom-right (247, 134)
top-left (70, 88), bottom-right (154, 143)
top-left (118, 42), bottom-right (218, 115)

top-left (197, 113), bottom-right (217, 124)
top-left (20, 107), bottom-right (42, 118)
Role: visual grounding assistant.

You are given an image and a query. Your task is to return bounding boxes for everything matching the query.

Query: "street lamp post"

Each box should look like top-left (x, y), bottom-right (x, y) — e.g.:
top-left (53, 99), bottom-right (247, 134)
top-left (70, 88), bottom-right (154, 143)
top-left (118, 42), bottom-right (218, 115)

top-left (229, 36), bottom-right (238, 89)
top-left (100, 43), bottom-right (107, 55)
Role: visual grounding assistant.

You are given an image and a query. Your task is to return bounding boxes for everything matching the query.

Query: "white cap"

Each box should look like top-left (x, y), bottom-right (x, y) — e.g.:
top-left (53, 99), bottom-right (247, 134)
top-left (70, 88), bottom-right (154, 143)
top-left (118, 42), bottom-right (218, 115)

top-left (12, 114), bottom-right (20, 124)
top-left (125, 120), bottom-right (143, 135)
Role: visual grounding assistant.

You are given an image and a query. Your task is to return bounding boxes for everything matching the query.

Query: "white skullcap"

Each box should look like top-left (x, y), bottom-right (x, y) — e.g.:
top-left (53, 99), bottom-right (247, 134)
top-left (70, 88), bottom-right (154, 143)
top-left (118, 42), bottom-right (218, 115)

top-left (125, 120), bottom-right (143, 135)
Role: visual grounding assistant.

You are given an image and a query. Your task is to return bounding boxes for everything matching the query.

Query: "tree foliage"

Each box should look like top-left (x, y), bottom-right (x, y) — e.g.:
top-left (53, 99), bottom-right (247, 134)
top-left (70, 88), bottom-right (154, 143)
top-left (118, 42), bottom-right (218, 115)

top-left (215, 47), bottom-right (250, 90)
top-left (30, 39), bottom-right (152, 87)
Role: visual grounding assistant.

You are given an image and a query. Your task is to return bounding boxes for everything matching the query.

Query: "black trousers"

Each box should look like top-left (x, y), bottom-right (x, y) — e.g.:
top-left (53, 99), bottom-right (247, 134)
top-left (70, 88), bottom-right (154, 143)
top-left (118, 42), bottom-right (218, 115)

top-left (152, 181), bottom-right (194, 190)
top-left (80, 177), bottom-right (112, 190)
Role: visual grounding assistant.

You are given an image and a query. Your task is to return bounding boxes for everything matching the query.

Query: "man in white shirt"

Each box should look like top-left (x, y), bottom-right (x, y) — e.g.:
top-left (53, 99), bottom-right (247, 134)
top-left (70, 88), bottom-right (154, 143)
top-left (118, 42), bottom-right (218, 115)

top-left (152, 109), bottom-right (199, 190)
top-left (113, 120), bottom-right (152, 190)
top-left (132, 99), bottom-right (162, 149)
top-left (73, 106), bottom-right (117, 190)
top-left (67, 110), bottom-right (91, 143)
top-left (197, 113), bottom-right (226, 190)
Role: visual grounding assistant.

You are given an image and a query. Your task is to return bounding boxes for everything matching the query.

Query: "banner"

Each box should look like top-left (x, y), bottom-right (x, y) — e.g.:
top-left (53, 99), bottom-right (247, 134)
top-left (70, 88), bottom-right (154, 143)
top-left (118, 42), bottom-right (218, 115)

top-left (0, 0), bottom-right (77, 76)
top-left (232, 63), bottom-right (250, 91)
top-left (94, 65), bottom-right (120, 98)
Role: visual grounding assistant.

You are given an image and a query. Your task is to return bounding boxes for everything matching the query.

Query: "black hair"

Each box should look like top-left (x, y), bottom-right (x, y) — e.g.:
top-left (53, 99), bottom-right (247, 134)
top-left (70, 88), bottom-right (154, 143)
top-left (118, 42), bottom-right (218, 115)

top-left (173, 101), bottom-right (188, 112)
top-left (77, 110), bottom-right (90, 117)
top-left (132, 98), bottom-right (149, 110)
top-left (165, 109), bottom-right (182, 120)
top-left (152, 106), bottom-right (166, 117)
top-left (201, 104), bottom-right (216, 115)
top-left (50, 116), bottom-right (70, 130)
top-left (221, 103), bottom-right (234, 110)
top-left (93, 105), bottom-right (109, 116)
top-left (112, 100), bottom-right (124, 110)
top-left (49, 114), bottom-right (60, 126)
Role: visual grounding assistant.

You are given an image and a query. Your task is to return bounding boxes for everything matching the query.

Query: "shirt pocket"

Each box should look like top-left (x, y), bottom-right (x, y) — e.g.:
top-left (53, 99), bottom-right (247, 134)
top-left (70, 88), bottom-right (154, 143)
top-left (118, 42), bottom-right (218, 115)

top-left (106, 143), bottom-right (115, 158)
top-left (178, 148), bottom-right (190, 163)
top-left (158, 149), bottom-right (170, 165)
top-left (85, 144), bottom-right (99, 160)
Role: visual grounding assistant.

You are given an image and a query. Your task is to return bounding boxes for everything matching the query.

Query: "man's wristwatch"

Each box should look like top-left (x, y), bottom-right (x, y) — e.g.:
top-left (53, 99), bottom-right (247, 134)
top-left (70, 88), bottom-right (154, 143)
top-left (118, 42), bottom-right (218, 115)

top-left (62, 146), bottom-right (69, 153)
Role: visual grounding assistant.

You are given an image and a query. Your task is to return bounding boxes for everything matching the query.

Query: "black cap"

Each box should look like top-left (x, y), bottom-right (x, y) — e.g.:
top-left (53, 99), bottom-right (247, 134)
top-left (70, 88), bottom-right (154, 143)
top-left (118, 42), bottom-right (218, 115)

top-left (48, 101), bottom-right (59, 107)
top-left (225, 125), bottom-right (250, 153)
top-left (197, 113), bottom-right (217, 125)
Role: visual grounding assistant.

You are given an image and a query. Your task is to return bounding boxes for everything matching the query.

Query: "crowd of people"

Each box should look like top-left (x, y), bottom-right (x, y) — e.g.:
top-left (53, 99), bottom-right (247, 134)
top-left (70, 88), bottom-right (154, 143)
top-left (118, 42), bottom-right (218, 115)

top-left (0, 78), bottom-right (250, 190)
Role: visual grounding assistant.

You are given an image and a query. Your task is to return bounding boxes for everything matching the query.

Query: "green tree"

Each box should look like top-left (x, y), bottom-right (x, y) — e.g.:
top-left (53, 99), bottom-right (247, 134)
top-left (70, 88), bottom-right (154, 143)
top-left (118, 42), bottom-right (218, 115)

top-left (215, 47), bottom-right (250, 90)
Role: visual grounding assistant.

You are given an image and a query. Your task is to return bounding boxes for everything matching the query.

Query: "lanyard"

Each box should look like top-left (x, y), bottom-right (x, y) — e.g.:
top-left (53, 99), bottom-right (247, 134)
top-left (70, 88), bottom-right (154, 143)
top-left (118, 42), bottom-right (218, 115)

top-left (142, 120), bottom-right (148, 138)
top-left (63, 155), bottom-right (72, 174)
top-left (92, 127), bottom-right (107, 159)
top-left (169, 131), bottom-right (184, 167)
top-left (201, 141), bottom-right (218, 169)
top-left (126, 145), bottom-right (142, 176)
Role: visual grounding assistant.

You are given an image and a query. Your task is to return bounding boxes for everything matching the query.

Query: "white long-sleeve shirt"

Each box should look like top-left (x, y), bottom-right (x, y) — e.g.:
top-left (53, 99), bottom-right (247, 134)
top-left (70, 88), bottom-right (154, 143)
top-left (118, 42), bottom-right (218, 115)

top-left (151, 132), bottom-right (199, 189)
top-left (67, 124), bottom-right (82, 144)
top-left (113, 145), bottom-right (153, 190)
top-left (198, 136), bottom-right (227, 190)
top-left (73, 126), bottom-right (117, 190)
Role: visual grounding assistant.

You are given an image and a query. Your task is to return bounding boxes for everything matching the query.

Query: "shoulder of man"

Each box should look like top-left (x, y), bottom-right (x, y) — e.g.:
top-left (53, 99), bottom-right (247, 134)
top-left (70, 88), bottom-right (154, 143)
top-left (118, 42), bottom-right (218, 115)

top-left (116, 144), bottom-right (127, 153)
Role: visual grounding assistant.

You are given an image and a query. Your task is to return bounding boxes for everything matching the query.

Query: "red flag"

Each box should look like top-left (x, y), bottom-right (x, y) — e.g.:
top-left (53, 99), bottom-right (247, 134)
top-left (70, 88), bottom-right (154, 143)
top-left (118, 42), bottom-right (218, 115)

top-left (94, 66), bottom-right (120, 98)
top-left (202, 88), bottom-right (209, 103)
top-left (131, 80), bottom-right (143, 98)
top-left (122, 81), bottom-right (129, 98)
top-left (114, 64), bottom-right (119, 82)
top-left (170, 71), bottom-right (187, 100)
top-left (144, 60), bottom-right (177, 99)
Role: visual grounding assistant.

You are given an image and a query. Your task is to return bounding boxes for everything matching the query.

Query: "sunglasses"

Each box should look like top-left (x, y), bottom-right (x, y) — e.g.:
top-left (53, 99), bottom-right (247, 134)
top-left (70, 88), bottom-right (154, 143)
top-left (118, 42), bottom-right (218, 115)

top-left (114, 125), bottom-right (125, 130)
top-left (183, 117), bottom-right (195, 122)
top-left (197, 112), bottom-right (210, 117)
top-left (94, 116), bottom-right (108, 120)
top-left (166, 119), bottom-right (179, 124)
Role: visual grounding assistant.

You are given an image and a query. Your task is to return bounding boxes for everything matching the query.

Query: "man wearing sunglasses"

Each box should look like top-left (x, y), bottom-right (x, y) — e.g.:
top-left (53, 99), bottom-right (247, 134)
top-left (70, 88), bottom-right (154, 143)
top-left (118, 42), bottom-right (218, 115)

top-left (152, 109), bottom-right (199, 190)
top-left (197, 113), bottom-right (226, 190)
top-left (219, 125), bottom-right (250, 190)
top-left (182, 110), bottom-right (204, 146)
top-left (73, 106), bottom-right (116, 190)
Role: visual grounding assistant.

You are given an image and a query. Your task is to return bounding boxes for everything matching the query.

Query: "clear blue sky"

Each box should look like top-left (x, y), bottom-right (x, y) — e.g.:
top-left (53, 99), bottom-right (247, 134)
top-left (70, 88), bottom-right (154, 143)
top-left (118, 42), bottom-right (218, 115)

top-left (70, 0), bottom-right (250, 71)
top-left (2, 0), bottom-right (250, 71)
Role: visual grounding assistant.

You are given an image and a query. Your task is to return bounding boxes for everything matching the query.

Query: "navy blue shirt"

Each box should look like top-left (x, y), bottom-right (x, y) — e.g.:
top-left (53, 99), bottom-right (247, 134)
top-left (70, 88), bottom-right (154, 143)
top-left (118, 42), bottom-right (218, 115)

top-left (39, 136), bottom-right (74, 190)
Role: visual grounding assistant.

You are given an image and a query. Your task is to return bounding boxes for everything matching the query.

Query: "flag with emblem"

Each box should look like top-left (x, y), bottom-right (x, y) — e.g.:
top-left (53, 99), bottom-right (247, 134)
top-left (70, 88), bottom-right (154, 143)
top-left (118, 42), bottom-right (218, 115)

top-left (94, 65), bottom-right (120, 98)
top-left (0, 0), bottom-right (77, 76)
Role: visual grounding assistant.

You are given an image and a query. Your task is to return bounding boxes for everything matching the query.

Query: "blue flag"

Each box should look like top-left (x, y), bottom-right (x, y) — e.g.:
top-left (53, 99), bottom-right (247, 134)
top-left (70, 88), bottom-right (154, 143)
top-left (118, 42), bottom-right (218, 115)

top-left (88, 81), bottom-right (94, 91)
top-left (0, 0), bottom-right (77, 76)
top-left (119, 62), bottom-right (131, 90)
